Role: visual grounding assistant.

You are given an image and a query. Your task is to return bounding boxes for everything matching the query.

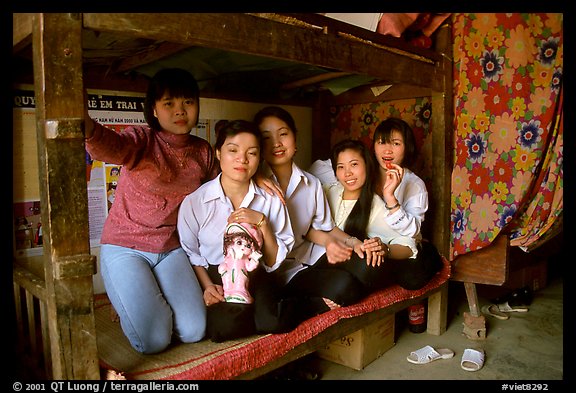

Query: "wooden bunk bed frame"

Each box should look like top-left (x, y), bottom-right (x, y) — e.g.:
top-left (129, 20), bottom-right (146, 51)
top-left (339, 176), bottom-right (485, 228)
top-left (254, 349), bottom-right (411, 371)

top-left (12, 12), bottom-right (460, 380)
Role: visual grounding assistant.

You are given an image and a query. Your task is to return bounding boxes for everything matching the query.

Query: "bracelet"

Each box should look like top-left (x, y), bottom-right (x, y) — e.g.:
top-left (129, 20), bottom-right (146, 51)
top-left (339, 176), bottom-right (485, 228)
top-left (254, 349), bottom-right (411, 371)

top-left (383, 243), bottom-right (390, 257)
top-left (256, 213), bottom-right (265, 228)
top-left (385, 201), bottom-right (400, 210)
top-left (345, 236), bottom-right (358, 247)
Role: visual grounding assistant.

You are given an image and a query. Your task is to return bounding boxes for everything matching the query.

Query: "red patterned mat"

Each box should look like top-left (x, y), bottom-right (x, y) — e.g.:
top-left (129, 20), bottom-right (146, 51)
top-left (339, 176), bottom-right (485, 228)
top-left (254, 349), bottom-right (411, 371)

top-left (96, 258), bottom-right (450, 380)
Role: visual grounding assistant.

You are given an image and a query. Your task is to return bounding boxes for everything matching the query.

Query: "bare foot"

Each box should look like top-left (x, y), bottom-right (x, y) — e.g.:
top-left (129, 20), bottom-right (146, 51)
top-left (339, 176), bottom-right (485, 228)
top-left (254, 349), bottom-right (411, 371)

top-left (323, 298), bottom-right (341, 310)
top-left (105, 369), bottom-right (126, 380)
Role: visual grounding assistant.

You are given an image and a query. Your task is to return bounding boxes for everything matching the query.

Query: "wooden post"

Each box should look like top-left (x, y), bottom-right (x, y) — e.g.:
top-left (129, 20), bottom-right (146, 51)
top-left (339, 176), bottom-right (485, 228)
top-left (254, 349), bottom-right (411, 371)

top-left (429, 19), bottom-right (454, 258)
top-left (426, 283), bottom-right (448, 335)
top-left (31, 13), bottom-right (100, 379)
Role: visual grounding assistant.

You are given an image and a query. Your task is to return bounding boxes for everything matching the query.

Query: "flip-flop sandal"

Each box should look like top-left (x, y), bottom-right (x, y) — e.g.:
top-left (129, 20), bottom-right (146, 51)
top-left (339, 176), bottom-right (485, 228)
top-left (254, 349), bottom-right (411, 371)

top-left (481, 304), bottom-right (509, 320)
top-left (497, 301), bottom-right (529, 313)
top-left (407, 345), bottom-right (455, 364)
top-left (461, 348), bottom-right (485, 372)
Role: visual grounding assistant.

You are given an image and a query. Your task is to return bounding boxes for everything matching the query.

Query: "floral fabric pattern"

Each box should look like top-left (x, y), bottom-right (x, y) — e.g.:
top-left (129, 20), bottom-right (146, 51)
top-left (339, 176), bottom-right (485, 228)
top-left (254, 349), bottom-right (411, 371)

top-left (451, 13), bottom-right (563, 257)
top-left (328, 13), bottom-right (563, 259)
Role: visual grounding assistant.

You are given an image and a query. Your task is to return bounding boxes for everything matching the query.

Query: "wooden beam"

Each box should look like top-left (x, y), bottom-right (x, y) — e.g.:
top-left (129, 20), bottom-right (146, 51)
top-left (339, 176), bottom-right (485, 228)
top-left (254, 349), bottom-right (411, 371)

top-left (272, 13), bottom-right (442, 63)
top-left (12, 13), bottom-right (33, 52)
top-left (451, 234), bottom-right (510, 285)
top-left (429, 20), bottom-right (454, 258)
top-left (327, 83), bottom-right (432, 106)
top-left (281, 71), bottom-right (350, 90)
top-left (114, 41), bottom-right (191, 73)
top-left (82, 13), bottom-right (439, 90)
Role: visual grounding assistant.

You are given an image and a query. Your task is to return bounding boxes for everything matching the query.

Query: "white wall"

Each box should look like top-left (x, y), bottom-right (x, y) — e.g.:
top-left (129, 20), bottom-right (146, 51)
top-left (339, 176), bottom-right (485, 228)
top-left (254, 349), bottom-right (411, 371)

top-left (201, 98), bottom-right (314, 169)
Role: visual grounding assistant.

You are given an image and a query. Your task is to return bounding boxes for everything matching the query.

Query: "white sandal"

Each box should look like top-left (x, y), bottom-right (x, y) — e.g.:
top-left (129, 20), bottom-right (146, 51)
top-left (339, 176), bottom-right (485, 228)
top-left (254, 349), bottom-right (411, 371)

top-left (482, 304), bottom-right (510, 320)
top-left (497, 301), bottom-right (529, 313)
top-left (461, 348), bottom-right (485, 371)
top-left (407, 345), bottom-right (455, 364)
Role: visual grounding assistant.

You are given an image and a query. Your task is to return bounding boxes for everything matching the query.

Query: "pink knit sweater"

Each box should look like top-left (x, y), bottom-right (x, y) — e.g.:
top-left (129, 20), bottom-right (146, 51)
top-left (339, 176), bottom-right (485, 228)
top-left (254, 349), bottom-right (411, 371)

top-left (85, 123), bottom-right (219, 253)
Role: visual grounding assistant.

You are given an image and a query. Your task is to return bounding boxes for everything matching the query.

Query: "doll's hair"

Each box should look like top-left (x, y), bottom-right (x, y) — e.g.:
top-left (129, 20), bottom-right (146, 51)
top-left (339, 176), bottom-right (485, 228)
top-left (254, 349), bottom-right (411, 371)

top-left (223, 222), bottom-right (263, 256)
top-left (143, 68), bottom-right (200, 131)
top-left (223, 231), bottom-right (257, 256)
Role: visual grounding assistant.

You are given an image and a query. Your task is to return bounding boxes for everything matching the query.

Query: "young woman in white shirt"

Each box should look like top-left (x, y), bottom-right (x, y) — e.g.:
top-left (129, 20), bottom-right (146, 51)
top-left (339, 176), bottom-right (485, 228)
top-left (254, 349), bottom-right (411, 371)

top-left (298, 138), bottom-right (441, 309)
top-left (310, 117), bottom-right (428, 241)
top-left (177, 119), bottom-right (295, 341)
top-left (370, 118), bottom-right (442, 288)
top-left (252, 107), bottom-right (385, 334)
top-left (306, 138), bottom-right (421, 294)
top-left (308, 118), bottom-right (442, 291)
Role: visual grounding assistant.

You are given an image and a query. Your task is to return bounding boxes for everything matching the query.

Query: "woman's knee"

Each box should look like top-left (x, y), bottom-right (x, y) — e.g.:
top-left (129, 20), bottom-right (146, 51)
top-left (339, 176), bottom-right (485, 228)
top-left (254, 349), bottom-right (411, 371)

top-left (178, 321), bottom-right (206, 343)
top-left (320, 273), bottom-right (365, 306)
top-left (128, 323), bottom-right (173, 354)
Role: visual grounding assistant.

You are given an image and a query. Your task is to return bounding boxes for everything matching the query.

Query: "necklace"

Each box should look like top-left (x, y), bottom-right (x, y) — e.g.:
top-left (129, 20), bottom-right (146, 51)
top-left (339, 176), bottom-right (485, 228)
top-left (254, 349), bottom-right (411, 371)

top-left (336, 194), bottom-right (356, 227)
top-left (158, 133), bottom-right (189, 168)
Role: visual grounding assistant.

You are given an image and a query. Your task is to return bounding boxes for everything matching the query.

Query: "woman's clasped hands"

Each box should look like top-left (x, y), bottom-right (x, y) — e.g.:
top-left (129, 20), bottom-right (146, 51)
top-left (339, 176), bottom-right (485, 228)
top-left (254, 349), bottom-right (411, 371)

top-left (324, 235), bottom-right (388, 267)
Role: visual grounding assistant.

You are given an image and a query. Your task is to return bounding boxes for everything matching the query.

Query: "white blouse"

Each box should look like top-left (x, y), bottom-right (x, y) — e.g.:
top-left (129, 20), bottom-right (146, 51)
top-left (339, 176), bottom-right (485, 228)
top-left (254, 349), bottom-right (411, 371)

top-left (308, 160), bottom-right (428, 242)
top-left (177, 174), bottom-right (295, 273)
top-left (267, 162), bottom-right (335, 284)
top-left (323, 182), bottom-right (418, 258)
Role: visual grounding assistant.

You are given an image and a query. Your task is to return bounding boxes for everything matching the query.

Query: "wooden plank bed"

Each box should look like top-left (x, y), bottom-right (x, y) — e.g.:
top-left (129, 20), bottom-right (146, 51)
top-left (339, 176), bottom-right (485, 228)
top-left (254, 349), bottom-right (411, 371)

top-left (12, 12), bottom-right (455, 380)
top-left (95, 258), bottom-right (450, 380)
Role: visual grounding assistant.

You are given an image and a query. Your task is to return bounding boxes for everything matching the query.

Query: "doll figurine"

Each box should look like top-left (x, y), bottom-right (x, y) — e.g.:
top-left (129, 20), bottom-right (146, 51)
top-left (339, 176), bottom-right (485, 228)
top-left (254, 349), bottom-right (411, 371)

top-left (219, 222), bottom-right (263, 304)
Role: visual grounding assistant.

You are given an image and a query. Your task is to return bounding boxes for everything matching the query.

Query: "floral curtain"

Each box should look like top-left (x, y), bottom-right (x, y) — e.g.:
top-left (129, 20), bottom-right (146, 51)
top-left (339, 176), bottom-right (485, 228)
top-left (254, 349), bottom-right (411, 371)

top-left (328, 13), bottom-right (563, 260)
top-left (450, 13), bottom-right (563, 258)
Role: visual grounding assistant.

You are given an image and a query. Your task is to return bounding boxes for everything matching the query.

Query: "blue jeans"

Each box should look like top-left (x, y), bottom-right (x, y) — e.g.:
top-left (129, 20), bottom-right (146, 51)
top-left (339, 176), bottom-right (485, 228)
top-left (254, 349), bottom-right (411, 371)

top-left (100, 244), bottom-right (206, 354)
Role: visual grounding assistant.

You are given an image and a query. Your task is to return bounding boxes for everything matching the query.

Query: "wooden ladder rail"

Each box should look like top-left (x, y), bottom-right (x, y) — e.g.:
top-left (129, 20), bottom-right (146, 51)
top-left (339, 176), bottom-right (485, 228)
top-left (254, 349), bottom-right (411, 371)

top-left (28, 13), bottom-right (100, 379)
top-left (13, 263), bottom-right (51, 379)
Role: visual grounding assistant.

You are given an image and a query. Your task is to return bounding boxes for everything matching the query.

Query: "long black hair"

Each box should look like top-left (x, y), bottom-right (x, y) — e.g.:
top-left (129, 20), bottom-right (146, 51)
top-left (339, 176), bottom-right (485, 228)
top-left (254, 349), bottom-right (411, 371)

top-left (143, 68), bottom-right (200, 130)
top-left (331, 139), bottom-right (377, 241)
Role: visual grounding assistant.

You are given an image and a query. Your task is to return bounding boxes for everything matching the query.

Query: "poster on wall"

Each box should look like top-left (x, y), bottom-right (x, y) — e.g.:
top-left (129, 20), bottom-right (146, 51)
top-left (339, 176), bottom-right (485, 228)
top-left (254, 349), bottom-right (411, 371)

top-left (13, 87), bottom-right (221, 256)
top-left (13, 201), bottom-right (43, 258)
top-left (85, 93), bottom-right (148, 247)
top-left (13, 89), bottom-right (43, 258)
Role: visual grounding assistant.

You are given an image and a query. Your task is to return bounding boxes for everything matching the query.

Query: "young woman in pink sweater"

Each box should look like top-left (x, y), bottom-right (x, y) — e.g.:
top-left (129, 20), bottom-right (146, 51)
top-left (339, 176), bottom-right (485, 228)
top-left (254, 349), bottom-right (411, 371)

top-left (85, 68), bottom-right (219, 354)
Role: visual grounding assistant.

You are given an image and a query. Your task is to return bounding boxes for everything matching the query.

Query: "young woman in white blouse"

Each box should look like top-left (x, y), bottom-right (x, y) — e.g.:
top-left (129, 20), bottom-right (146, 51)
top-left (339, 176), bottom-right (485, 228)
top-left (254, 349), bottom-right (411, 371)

top-left (308, 118), bottom-right (442, 291)
top-left (311, 117), bottom-right (428, 241)
top-left (372, 117), bottom-right (427, 240)
top-left (177, 119), bottom-right (294, 341)
top-left (300, 138), bottom-right (442, 313)
top-left (252, 107), bottom-right (385, 334)
top-left (371, 118), bottom-right (442, 287)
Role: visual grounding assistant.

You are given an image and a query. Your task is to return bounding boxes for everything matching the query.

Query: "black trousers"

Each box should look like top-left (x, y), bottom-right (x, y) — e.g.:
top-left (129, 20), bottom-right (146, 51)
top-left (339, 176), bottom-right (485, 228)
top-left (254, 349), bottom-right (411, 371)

top-left (253, 240), bottom-right (443, 335)
top-left (204, 265), bottom-right (257, 342)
